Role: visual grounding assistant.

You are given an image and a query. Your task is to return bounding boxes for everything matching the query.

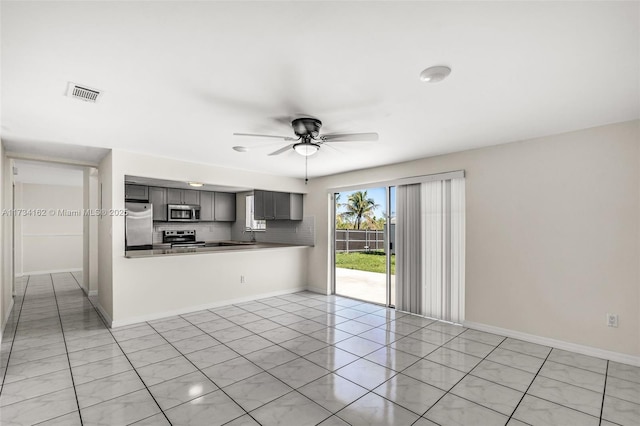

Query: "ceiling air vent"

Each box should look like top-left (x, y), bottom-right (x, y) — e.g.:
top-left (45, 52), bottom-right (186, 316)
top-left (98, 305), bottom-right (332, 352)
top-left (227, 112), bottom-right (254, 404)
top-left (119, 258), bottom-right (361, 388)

top-left (66, 82), bottom-right (102, 103)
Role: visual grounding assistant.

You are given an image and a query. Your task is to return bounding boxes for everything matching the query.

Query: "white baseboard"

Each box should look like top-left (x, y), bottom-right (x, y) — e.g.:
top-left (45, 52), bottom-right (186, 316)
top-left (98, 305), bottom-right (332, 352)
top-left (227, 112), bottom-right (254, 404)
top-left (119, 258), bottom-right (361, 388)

top-left (111, 286), bottom-right (308, 328)
top-left (94, 302), bottom-right (113, 328)
top-left (1, 298), bottom-right (16, 335)
top-left (24, 268), bottom-right (82, 275)
top-left (463, 320), bottom-right (640, 367)
top-left (307, 286), bottom-right (330, 295)
top-left (79, 285), bottom-right (98, 298)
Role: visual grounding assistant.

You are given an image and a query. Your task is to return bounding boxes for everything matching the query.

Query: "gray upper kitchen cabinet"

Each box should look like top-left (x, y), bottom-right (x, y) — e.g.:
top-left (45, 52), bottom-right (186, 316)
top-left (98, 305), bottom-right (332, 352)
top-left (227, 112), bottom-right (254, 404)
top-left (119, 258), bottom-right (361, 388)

top-left (199, 191), bottom-right (214, 221)
top-left (254, 190), bottom-right (302, 220)
top-left (125, 184), bottom-right (149, 201)
top-left (167, 188), bottom-right (200, 205)
top-left (214, 192), bottom-right (236, 221)
top-left (183, 190), bottom-right (200, 205)
top-left (254, 190), bottom-right (266, 219)
top-left (166, 188), bottom-right (182, 204)
top-left (149, 187), bottom-right (168, 221)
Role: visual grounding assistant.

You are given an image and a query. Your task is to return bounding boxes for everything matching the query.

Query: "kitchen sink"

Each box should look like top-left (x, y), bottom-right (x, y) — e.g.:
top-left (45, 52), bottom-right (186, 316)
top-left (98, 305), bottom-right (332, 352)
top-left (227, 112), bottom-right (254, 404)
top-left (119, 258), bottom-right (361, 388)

top-left (204, 241), bottom-right (257, 247)
top-left (221, 241), bottom-right (257, 246)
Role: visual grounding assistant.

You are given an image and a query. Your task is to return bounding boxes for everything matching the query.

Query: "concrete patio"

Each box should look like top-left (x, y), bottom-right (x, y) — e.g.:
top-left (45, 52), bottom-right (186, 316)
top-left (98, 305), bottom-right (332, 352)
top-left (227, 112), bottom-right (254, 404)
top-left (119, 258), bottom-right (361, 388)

top-left (335, 267), bottom-right (396, 306)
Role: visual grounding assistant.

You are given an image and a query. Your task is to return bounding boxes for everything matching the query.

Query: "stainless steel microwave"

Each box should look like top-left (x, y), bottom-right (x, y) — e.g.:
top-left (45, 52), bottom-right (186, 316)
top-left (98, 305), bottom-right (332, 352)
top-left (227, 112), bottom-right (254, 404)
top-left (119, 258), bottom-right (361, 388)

top-left (167, 204), bottom-right (200, 222)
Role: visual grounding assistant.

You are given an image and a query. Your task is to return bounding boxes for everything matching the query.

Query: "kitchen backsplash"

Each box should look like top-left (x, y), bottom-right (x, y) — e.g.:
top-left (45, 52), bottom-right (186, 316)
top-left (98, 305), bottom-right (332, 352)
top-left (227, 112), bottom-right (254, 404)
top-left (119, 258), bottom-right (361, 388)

top-left (153, 222), bottom-right (232, 243)
top-left (230, 216), bottom-right (315, 246)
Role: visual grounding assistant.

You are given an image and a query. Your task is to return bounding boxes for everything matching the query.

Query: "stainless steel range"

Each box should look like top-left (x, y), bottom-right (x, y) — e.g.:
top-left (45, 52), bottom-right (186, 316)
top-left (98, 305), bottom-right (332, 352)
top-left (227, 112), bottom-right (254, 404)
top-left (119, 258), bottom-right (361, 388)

top-left (163, 230), bottom-right (205, 248)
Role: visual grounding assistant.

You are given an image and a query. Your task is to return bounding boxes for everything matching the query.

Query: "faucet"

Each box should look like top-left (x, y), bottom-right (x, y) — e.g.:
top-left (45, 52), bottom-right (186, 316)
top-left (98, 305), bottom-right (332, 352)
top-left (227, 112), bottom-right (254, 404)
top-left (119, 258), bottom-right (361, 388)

top-left (244, 228), bottom-right (257, 242)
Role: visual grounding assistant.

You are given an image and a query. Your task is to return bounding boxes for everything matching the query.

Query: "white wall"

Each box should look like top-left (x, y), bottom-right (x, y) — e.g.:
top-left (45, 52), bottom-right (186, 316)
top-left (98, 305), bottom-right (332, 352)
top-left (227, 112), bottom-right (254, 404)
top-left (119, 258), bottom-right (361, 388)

top-left (0, 146), bottom-right (9, 338)
top-left (83, 168), bottom-right (99, 295)
top-left (98, 152), bottom-right (114, 321)
top-left (307, 120), bottom-right (640, 358)
top-left (17, 183), bottom-right (83, 274)
top-left (102, 149), bottom-right (309, 324)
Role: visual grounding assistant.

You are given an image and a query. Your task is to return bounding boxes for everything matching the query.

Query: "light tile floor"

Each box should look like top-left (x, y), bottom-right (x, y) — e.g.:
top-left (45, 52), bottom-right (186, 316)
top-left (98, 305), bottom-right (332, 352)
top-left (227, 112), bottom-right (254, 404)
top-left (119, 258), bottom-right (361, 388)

top-left (0, 272), bottom-right (638, 425)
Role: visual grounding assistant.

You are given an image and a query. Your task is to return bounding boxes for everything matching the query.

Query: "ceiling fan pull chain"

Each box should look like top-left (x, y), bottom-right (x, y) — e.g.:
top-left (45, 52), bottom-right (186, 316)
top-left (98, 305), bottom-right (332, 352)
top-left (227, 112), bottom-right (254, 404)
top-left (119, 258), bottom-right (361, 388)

top-left (305, 155), bottom-right (309, 185)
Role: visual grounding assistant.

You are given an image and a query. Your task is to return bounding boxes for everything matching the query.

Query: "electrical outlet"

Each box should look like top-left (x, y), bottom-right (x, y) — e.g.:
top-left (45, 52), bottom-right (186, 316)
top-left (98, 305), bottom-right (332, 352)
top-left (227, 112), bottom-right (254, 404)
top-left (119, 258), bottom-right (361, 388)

top-left (240, 275), bottom-right (245, 284)
top-left (607, 313), bottom-right (618, 328)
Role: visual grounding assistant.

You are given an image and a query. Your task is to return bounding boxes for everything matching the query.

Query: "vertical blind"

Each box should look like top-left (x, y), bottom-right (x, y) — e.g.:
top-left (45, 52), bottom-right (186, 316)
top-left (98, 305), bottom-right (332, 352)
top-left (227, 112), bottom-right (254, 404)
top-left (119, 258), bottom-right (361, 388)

top-left (396, 175), bottom-right (465, 323)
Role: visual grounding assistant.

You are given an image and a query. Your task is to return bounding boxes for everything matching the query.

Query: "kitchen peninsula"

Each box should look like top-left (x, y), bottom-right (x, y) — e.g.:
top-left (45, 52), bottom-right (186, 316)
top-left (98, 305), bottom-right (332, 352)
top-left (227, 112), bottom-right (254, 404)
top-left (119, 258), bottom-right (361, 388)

top-left (125, 241), bottom-right (302, 258)
top-left (101, 167), bottom-right (312, 328)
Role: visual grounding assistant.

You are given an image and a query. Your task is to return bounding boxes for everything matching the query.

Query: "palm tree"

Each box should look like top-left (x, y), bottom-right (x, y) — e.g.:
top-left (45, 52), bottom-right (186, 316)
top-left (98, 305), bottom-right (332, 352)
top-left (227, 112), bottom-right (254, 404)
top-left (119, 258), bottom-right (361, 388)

top-left (342, 191), bottom-right (379, 230)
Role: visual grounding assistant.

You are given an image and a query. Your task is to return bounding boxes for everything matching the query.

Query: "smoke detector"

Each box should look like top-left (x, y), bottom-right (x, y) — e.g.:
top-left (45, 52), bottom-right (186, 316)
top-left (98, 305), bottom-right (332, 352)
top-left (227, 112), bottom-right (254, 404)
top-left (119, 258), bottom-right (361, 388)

top-left (66, 82), bottom-right (102, 103)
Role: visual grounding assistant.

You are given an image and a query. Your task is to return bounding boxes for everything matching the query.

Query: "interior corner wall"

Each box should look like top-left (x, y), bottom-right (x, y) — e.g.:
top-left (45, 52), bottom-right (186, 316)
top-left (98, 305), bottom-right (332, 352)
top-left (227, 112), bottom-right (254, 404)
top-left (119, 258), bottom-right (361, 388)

top-left (13, 182), bottom-right (22, 277)
top-left (0, 145), bottom-right (6, 337)
top-left (97, 152), bottom-right (113, 322)
top-left (83, 168), bottom-right (99, 295)
top-left (0, 150), bottom-right (14, 339)
top-left (307, 120), bottom-right (640, 358)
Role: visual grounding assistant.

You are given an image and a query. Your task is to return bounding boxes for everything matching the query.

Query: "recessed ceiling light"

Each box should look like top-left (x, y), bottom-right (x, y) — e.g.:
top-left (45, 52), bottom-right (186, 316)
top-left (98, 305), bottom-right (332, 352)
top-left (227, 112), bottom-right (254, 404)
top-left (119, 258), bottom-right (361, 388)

top-left (188, 182), bottom-right (204, 187)
top-left (419, 65), bottom-right (451, 83)
top-left (233, 146), bottom-right (249, 152)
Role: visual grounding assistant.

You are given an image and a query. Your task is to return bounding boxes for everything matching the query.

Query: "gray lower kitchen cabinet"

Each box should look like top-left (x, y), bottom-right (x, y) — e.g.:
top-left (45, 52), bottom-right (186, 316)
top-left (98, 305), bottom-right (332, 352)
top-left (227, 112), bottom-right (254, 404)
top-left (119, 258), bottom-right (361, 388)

top-left (254, 190), bottom-right (302, 220)
top-left (125, 184), bottom-right (148, 201)
top-left (149, 187), bottom-right (167, 221)
top-left (200, 191), bottom-right (214, 221)
top-left (214, 192), bottom-right (236, 221)
top-left (167, 188), bottom-right (200, 205)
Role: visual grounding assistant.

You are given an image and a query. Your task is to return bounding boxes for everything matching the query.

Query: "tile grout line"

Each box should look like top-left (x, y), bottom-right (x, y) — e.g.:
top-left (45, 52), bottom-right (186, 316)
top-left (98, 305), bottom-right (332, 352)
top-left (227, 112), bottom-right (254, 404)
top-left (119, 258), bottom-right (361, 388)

top-left (192, 294), bottom-right (471, 423)
top-left (29, 284), bottom-right (626, 426)
top-left (599, 360), bottom-right (609, 426)
top-left (180, 301), bottom-right (389, 423)
top-left (49, 274), bottom-right (85, 426)
top-left (181, 299), bottom-right (385, 421)
top-left (504, 347), bottom-right (553, 424)
top-left (287, 320), bottom-right (464, 423)
top-left (0, 275), bottom-right (30, 397)
top-left (145, 320), bottom-right (269, 426)
top-left (416, 332), bottom-right (509, 423)
top-left (68, 272), bottom-right (174, 426)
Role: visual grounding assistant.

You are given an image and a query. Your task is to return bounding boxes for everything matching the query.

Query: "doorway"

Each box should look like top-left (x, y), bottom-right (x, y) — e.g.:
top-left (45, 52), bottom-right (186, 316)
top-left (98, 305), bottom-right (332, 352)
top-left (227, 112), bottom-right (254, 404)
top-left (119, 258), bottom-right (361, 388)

top-left (333, 186), bottom-right (395, 306)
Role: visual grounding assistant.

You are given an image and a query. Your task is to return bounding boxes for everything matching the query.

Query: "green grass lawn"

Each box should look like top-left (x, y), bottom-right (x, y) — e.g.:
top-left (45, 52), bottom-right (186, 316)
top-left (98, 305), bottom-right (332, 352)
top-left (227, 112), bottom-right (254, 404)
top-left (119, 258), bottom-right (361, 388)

top-left (335, 251), bottom-right (395, 274)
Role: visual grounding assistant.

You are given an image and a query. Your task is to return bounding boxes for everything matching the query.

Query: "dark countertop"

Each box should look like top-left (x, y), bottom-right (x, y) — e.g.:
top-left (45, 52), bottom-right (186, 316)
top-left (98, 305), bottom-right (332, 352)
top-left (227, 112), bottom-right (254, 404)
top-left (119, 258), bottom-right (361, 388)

top-left (125, 241), bottom-right (308, 258)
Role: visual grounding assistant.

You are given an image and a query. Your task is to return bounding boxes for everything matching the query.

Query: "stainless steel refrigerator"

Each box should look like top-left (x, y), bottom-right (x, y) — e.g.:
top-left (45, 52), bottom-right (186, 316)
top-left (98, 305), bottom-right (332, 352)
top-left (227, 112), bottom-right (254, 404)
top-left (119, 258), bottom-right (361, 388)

top-left (125, 202), bottom-right (153, 250)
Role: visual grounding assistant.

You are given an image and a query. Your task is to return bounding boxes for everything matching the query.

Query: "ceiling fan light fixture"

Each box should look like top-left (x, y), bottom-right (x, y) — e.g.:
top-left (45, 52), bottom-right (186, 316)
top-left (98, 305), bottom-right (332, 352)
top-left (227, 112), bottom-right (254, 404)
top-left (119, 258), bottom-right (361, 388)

top-left (419, 65), bottom-right (451, 83)
top-left (293, 142), bottom-right (320, 156)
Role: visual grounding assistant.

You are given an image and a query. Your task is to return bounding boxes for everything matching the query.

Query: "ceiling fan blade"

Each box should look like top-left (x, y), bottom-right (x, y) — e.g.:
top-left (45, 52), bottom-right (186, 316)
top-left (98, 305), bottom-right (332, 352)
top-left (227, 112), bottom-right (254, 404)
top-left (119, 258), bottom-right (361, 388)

top-left (268, 144), bottom-right (295, 156)
top-left (234, 133), bottom-right (296, 141)
top-left (320, 132), bottom-right (379, 142)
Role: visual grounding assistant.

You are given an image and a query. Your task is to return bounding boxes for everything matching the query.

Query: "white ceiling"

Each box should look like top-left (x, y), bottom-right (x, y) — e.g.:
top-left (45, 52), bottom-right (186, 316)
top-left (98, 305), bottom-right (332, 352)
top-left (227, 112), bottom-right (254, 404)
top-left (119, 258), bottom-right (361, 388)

top-left (1, 1), bottom-right (638, 179)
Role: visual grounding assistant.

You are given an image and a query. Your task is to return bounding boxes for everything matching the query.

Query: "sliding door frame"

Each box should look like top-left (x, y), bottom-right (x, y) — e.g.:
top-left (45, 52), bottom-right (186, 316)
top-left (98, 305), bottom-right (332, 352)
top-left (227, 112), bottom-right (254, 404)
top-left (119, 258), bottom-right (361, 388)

top-left (329, 170), bottom-right (465, 308)
top-left (331, 185), bottom-right (395, 307)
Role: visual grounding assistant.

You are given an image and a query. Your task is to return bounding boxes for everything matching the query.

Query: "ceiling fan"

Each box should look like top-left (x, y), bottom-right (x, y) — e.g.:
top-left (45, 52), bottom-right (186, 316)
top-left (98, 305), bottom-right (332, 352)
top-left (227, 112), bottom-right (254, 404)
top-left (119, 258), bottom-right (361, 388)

top-left (233, 117), bottom-right (379, 157)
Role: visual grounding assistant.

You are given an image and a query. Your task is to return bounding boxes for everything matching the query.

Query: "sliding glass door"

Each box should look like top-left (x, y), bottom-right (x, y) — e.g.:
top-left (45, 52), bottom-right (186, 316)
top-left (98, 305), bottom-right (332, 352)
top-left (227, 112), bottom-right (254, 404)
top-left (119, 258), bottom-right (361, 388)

top-left (333, 186), bottom-right (395, 306)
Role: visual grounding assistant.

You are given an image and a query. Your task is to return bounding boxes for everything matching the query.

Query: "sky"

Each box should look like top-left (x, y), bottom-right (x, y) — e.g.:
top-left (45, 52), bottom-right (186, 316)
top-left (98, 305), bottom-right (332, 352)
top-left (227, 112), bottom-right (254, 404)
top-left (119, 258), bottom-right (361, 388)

top-left (335, 186), bottom-right (396, 219)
